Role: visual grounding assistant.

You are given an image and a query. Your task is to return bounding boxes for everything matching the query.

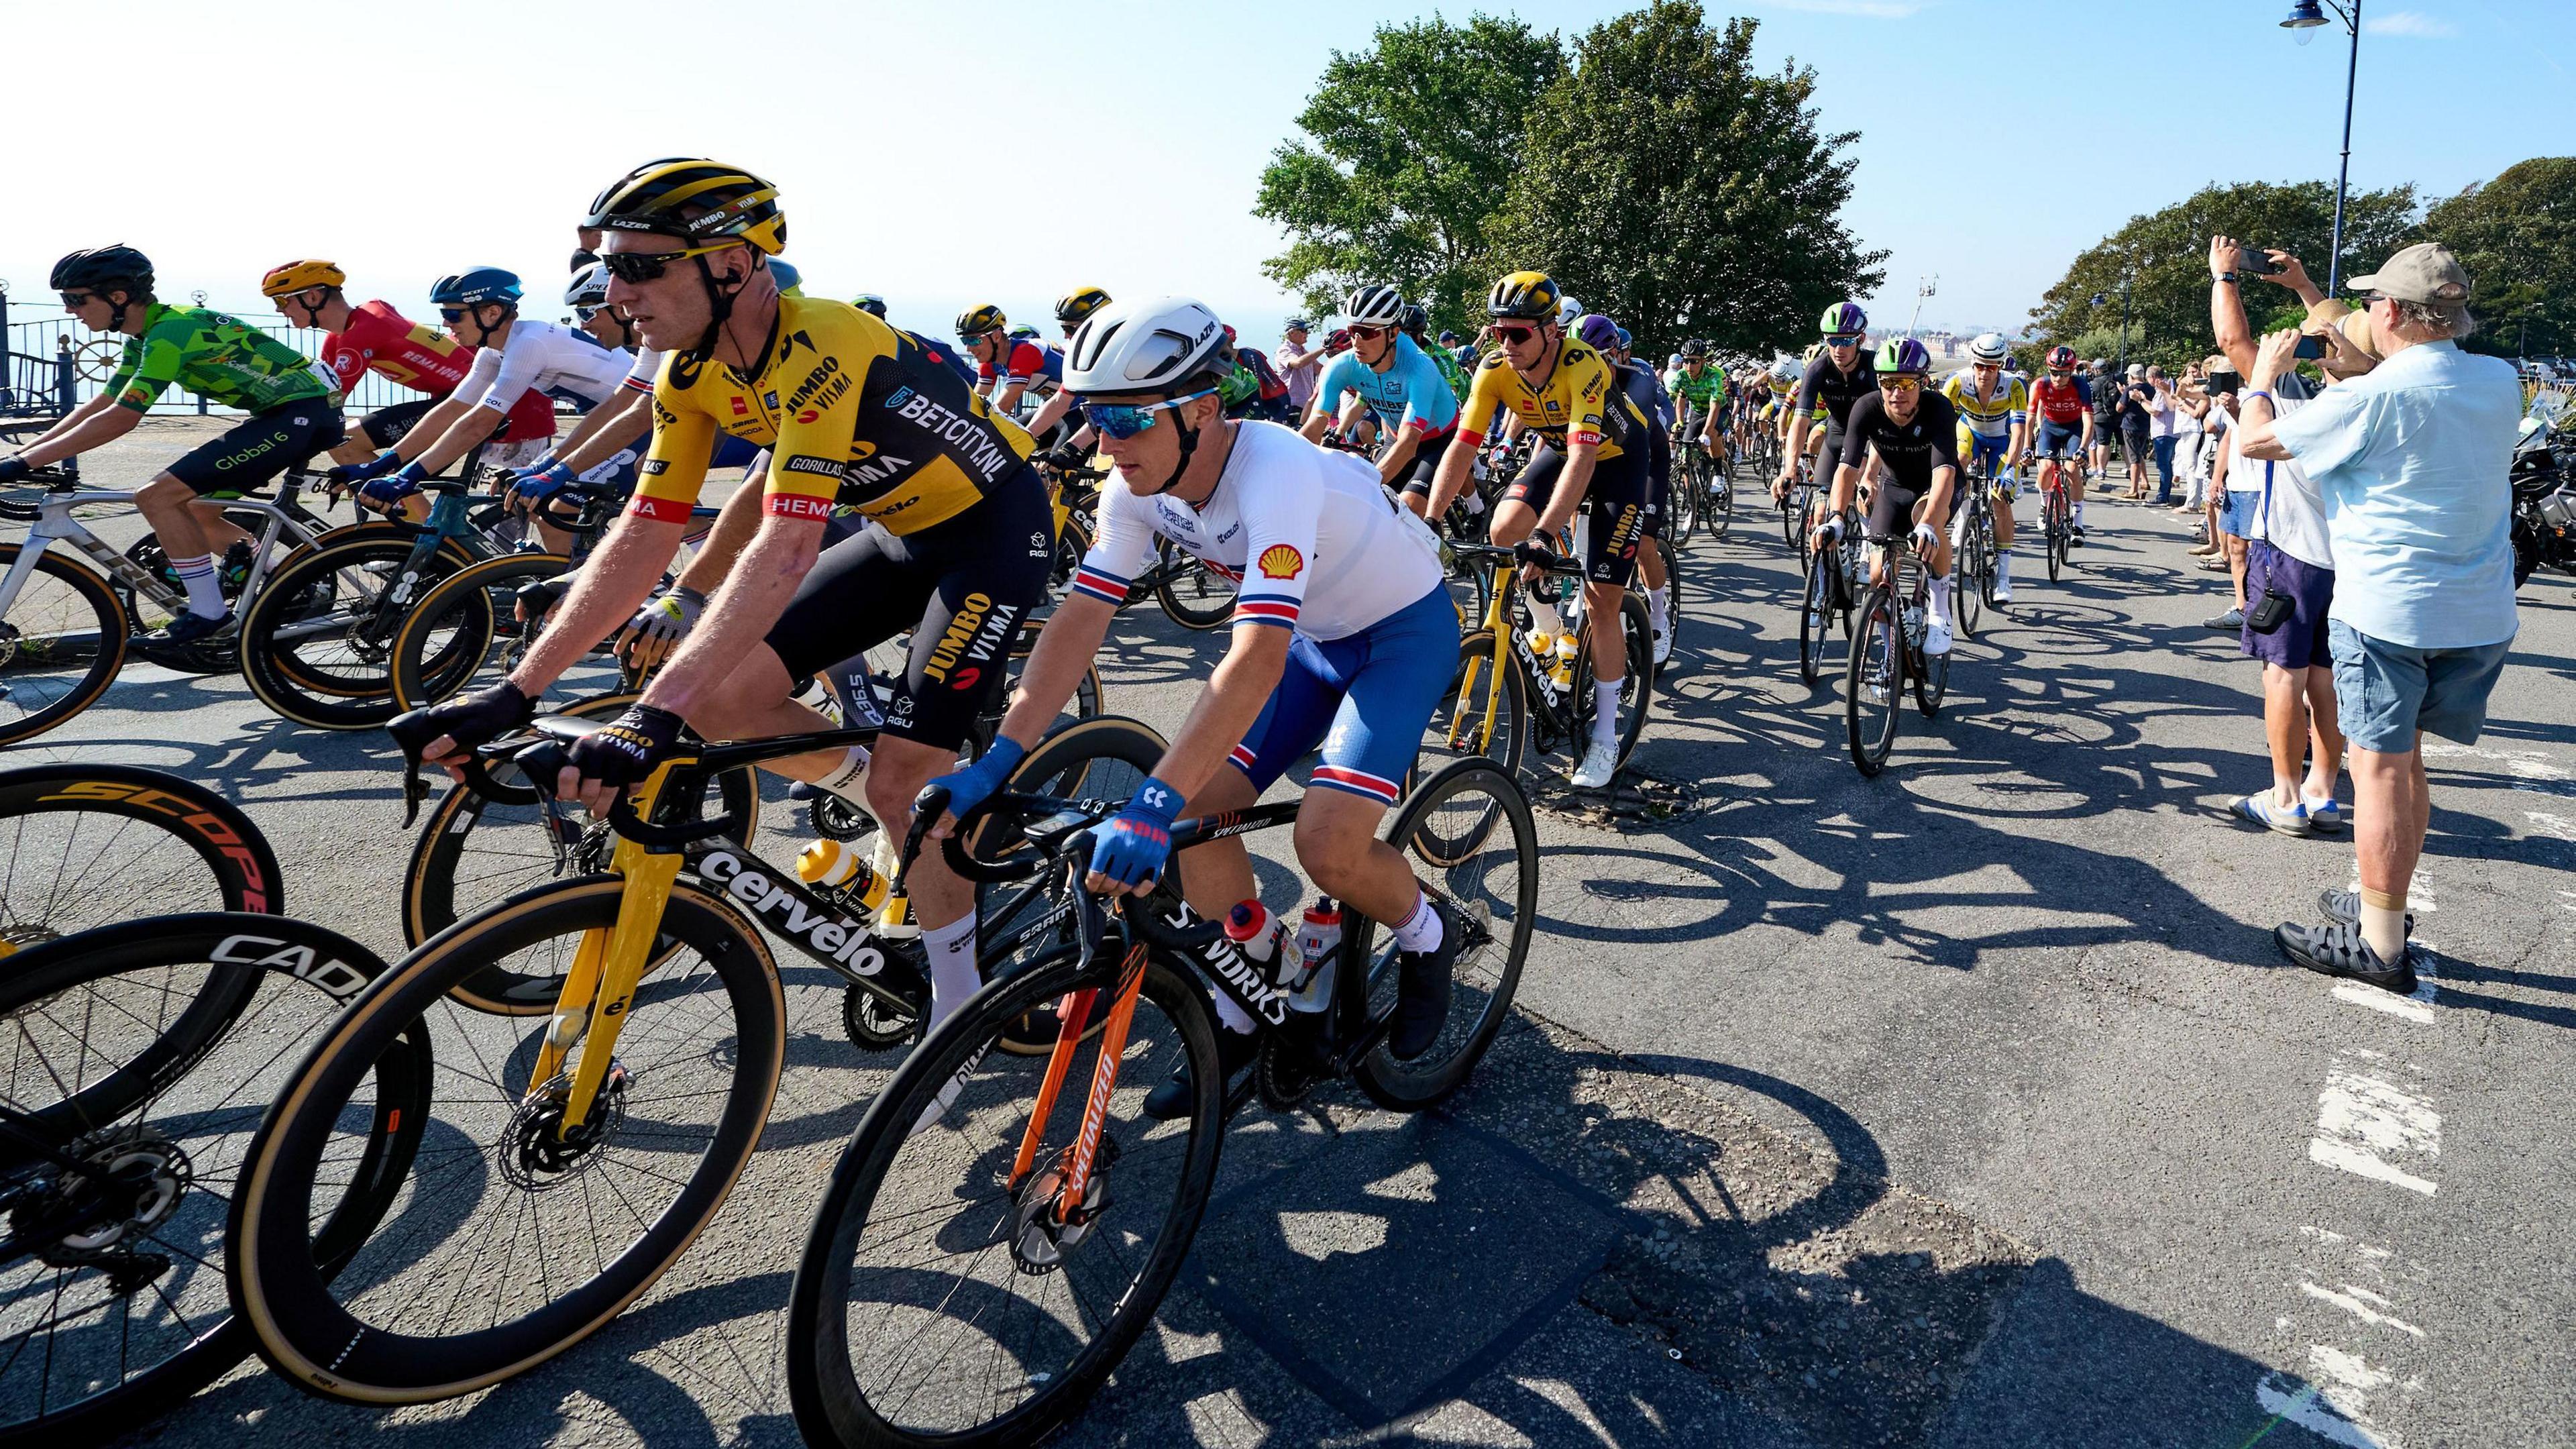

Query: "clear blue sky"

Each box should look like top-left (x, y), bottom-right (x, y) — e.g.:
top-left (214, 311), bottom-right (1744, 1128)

top-left (2, 0), bottom-right (2555, 353)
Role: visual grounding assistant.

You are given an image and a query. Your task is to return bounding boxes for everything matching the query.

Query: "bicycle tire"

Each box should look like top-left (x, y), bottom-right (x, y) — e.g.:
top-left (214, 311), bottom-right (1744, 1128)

top-left (0, 913), bottom-right (424, 1446)
top-left (231, 876), bottom-right (783, 1405)
top-left (973, 715), bottom-right (1170, 1002)
top-left (0, 763), bottom-right (284, 947)
top-left (1668, 453), bottom-right (1701, 549)
top-left (0, 545), bottom-right (127, 749)
top-left (787, 943), bottom-right (1224, 1449)
top-left (1151, 537), bottom-right (1236, 632)
top-left (386, 551), bottom-right (578, 712)
top-left (1845, 586), bottom-right (1900, 777)
top-left (1797, 545), bottom-right (1833, 688)
top-left (235, 535), bottom-right (471, 731)
top-left (1955, 511), bottom-right (1986, 640)
top-left (1915, 627), bottom-right (1951, 718)
top-left (1603, 593), bottom-right (1656, 772)
top-left (1352, 759), bottom-right (1536, 1111)
top-left (1417, 631), bottom-right (1527, 838)
top-left (1708, 456), bottom-right (1734, 542)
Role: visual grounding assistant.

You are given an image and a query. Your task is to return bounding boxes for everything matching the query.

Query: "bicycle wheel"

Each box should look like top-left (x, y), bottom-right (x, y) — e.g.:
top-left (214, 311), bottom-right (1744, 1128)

top-left (1955, 513), bottom-right (1986, 641)
top-left (230, 876), bottom-right (784, 1404)
top-left (0, 914), bottom-right (424, 1445)
top-left (1569, 594), bottom-right (1655, 773)
top-left (1915, 622), bottom-right (1951, 718)
top-left (973, 716), bottom-right (1169, 999)
top-left (1352, 759), bottom-right (1536, 1111)
top-left (2044, 482), bottom-right (2068, 583)
top-left (1668, 454), bottom-right (1701, 549)
top-left (1707, 455), bottom-right (1734, 541)
top-left (1844, 586), bottom-right (1901, 777)
top-left (1796, 544), bottom-right (1833, 688)
top-left (386, 551), bottom-right (584, 712)
top-left (399, 692), bottom-right (759, 978)
top-left (236, 535), bottom-right (469, 731)
top-left (0, 546), bottom-right (127, 749)
top-left (0, 764), bottom-right (284, 950)
top-left (788, 943), bottom-right (1224, 1449)
top-left (1416, 633), bottom-right (1526, 854)
top-left (1152, 537), bottom-right (1236, 632)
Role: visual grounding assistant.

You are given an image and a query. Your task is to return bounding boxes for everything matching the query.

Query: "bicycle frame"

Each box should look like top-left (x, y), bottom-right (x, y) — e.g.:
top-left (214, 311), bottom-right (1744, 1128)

top-left (1448, 545), bottom-right (1593, 753)
top-left (0, 483), bottom-right (331, 623)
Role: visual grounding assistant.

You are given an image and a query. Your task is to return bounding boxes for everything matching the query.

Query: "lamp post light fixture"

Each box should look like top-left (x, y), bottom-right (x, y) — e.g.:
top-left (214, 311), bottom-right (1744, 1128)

top-left (2282, 0), bottom-right (2363, 293)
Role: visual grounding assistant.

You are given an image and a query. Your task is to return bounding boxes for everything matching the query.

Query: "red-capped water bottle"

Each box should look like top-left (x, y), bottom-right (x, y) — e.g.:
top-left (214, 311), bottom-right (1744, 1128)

top-left (1291, 896), bottom-right (1342, 1014)
top-left (1226, 899), bottom-right (1286, 983)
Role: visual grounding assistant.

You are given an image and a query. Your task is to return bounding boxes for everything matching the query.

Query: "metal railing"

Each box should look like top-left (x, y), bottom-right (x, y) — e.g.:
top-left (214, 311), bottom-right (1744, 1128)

top-left (1, 292), bottom-right (424, 419)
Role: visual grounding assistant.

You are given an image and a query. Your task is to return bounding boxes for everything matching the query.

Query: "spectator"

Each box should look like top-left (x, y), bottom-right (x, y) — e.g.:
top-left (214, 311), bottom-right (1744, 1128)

top-left (2208, 242), bottom-right (2346, 838)
top-left (1276, 317), bottom-right (1324, 420)
top-left (2234, 242), bottom-right (2523, 994)
top-left (2116, 364), bottom-right (2155, 497)
top-left (2087, 357), bottom-right (2118, 479)
top-left (2135, 366), bottom-right (2178, 502)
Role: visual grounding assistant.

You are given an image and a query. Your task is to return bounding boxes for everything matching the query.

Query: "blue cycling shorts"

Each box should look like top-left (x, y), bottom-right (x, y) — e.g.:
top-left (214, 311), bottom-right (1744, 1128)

top-left (2036, 421), bottom-right (2086, 459)
top-left (1228, 584), bottom-right (1460, 808)
top-left (1964, 430), bottom-right (2010, 474)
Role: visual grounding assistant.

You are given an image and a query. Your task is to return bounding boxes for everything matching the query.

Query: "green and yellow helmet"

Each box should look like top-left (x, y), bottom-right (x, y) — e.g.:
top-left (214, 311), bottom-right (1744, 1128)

top-left (1487, 270), bottom-right (1563, 322)
top-left (584, 158), bottom-right (786, 256)
top-left (1054, 286), bottom-right (1112, 327)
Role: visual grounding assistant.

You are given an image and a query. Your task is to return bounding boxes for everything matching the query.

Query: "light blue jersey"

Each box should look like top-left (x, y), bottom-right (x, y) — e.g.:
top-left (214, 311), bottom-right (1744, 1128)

top-left (1314, 333), bottom-right (1461, 437)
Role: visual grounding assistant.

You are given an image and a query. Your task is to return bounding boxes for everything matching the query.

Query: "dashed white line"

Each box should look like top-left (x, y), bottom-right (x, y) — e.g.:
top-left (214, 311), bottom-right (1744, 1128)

top-left (2300, 1281), bottom-right (2428, 1338)
top-left (2309, 1051), bottom-right (2441, 1197)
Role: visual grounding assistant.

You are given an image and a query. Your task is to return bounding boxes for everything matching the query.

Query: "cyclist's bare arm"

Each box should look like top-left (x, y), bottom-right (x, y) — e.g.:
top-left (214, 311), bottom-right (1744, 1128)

top-left (1534, 441), bottom-right (1599, 539)
top-left (1026, 387), bottom-right (1076, 438)
top-left (409, 402), bottom-right (511, 477)
top-left (994, 380), bottom-right (1030, 417)
top-left (500, 515), bottom-right (691, 701)
top-left (1420, 425), bottom-right (1480, 517)
top-left (641, 511), bottom-right (827, 720)
top-left (549, 391), bottom-right (653, 474)
top-left (667, 468), bottom-right (767, 594)
top-left (1298, 407), bottom-right (1335, 443)
top-left (11, 392), bottom-right (134, 466)
top-left (1377, 420), bottom-right (1425, 486)
top-left (1148, 623), bottom-right (1290, 804)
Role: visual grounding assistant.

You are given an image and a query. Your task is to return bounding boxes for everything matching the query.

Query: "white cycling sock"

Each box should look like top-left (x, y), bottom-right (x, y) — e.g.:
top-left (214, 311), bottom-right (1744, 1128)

top-left (1994, 551), bottom-right (2012, 588)
top-left (2074, 500), bottom-right (2088, 527)
top-left (1591, 679), bottom-right (1621, 746)
top-left (169, 553), bottom-right (224, 619)
top-left (1646, 587), bottom-right (1670, 634)
top-left (816, 745), bottom-right (872, 806)
top-left (1928, 573), bottom-right (1953, 624)
top-left (1525, 593), bottom-right (1566, 639)
top-left (1390, 890), bottom-right (1445, 953)
top-left (922, 912), bottom-right (981, 1029)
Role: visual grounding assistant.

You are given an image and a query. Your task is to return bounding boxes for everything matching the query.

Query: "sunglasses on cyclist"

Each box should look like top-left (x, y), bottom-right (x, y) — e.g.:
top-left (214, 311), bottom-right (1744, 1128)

top-left (596, 241), bottom-right (741, 284)
top-left (1347, 324), bottom-right (1391, 341)
top-left (1877, 375), bottom-right (1923, 394)
top-left (438, 307), bottom-right (472, 325)
top-left (1493, 323), bottom-right (1540, 345)
top-left (58, 291), bottom-right (96, 309)
top-left (1082, 388), bottom-right (1218, 441)
top-left (1825, 334), bottom-right (1860, 348)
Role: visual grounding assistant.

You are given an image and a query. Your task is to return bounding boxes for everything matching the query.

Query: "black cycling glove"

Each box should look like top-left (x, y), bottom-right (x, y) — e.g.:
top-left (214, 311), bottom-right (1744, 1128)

top-left (566, 703), bottom-right (683, 792)
top-left (386, 680), bottom-right (535, 763)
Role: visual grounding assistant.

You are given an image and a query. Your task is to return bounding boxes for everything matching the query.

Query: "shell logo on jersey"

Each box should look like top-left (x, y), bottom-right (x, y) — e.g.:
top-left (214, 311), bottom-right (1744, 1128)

top-left (1257, 544), bottom-right (1304, 580)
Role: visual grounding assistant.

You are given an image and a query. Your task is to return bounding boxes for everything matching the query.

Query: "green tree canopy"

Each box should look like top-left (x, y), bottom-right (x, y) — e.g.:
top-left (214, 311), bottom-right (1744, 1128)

top-left (2419, 156), bottom-right (2576, 358)
top-left (1253, 14), bottom-right (1566, 337)
top-left (1486, 1), bottom-right (1882, 360)
top-left (2027, 179), bottom-right (2416, 371)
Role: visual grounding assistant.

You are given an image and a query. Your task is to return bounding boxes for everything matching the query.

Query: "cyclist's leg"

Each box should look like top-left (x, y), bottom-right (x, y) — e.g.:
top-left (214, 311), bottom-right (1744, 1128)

top-left (1578, 453), bottom-right (1649, 730)
top-left (1289, 585), bottom-right (1458, 926)
top-left (141, 396), bottom-right (345, 615)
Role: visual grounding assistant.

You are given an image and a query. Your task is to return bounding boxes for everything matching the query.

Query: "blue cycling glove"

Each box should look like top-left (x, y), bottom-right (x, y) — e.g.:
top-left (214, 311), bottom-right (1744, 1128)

top-left (1088, 775), bottom-right (1183, 890)
top-left (329, 449), bottom-right (405, 485)
top-left (512, 458), bottom-right (576, 501)
top-left (924, 735), bottom-right (1026, 828)
top-left (360, 461), bottom-right (429, 506)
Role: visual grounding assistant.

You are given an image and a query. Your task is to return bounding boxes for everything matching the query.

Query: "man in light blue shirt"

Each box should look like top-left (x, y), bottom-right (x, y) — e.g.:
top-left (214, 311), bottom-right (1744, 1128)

top-left (1303, 283), bottom-right (1462, 501)
top-left (2235, 242), bottom-right (2522, 996)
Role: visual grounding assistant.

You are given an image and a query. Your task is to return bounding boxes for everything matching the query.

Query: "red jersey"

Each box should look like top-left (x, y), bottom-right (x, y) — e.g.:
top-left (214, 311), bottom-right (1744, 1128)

top-left (2032, 374), bottom-right (2092, 426)
top-left (324, 300), bottom-right (557, 442)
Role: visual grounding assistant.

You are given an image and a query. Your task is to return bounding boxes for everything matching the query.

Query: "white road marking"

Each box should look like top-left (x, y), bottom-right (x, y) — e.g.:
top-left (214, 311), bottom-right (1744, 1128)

top-left (2255, 1372), bottom-right (2396, 1448)
top-left (2301, 1281), bottom-right (2428, 1338)
top-left (2309, 1052), bottom-right (2440, 1197)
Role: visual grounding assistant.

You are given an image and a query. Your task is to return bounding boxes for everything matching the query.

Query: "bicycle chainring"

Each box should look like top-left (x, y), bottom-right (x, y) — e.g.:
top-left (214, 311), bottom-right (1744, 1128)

top-left (1254, 1032), bottom-right (1324, 1112)
top-left (842, 984), bottom-right (922, 1051)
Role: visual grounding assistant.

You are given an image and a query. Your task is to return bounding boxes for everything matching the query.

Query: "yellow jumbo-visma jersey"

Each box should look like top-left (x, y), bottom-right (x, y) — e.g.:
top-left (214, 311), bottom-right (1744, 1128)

top-left (631, 294), bottom-right (1034, 535)
top-left (1460, 339), bottom-right (1647, 460)
top-left (1941, 370), bottom-right (2029, 439)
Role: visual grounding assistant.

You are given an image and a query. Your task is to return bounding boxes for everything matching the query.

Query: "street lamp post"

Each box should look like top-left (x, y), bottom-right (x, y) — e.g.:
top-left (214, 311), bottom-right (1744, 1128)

top-left (2282, 0), bottom-right (2363, 292)
top-left (1907, 274), bottom-right (1938, 338)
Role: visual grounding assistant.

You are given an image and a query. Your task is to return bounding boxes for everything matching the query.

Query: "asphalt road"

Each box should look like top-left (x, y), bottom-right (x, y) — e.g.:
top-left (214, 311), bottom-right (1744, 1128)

top-left (19, 417), bottom-right (2575, 1448)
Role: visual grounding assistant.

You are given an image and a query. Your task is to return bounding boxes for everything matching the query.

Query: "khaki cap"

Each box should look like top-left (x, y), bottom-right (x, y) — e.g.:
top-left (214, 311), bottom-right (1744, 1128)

top-left (2346, 241), bottom-right (2470, 305)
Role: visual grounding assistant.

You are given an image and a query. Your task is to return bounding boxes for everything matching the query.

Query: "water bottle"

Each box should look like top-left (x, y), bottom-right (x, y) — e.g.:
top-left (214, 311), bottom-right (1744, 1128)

top-left (1551, 633), bottom-right (1580, 690)
top-left (1226, 900), bottom-right (1287, 986)
top-left (795, 838), bottom-right (892, 917)
top-left (1525, 629), bottom-right (1555, 669)
top-left (1291, 897), bottom-right (1341, 1014)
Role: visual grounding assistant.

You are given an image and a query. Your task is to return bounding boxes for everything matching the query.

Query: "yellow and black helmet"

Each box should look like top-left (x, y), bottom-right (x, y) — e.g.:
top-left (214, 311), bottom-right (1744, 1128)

top-left (1487, 270), bottom-right (1562, 321)
top-left (1054, 286), bottom-right (1112, 327)
top-left (955, 304), bottom-right (1008, 338)
top-left (584, 158), bottom-right (786, 256)
top-left (260, 260), bottom-right (346, 297)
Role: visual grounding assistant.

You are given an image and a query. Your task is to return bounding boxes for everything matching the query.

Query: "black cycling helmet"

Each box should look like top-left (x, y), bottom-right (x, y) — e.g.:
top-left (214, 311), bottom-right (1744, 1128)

top-left (52, 245), bottom-right (156, 330)
top-left (1487, 270), bottom-right (1563, 322)
top-left (1398, 303), bottom-right (1430, 341)
top-left (1680, 337), bottom-right (1711, 360)
top-left (851, 292), bottom-right (887, 317)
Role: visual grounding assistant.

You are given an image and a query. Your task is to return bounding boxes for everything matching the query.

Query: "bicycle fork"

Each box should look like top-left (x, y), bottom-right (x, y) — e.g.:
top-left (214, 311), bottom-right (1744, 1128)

top-left (1010, 938), bottom-right (1148, 1226)
top-left (525, 767), bottom-right (686, 1132)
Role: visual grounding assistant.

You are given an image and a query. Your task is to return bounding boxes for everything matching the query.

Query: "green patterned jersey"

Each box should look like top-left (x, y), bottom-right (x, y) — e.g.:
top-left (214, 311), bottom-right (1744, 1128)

top-left (106, 304), bottom-right (338, 414)
top-left (1672, 366), bottom-right (1727, 407)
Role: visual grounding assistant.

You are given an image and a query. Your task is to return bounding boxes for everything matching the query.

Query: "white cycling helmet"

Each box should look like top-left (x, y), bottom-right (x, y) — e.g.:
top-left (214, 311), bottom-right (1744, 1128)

top-left (1557, 294), bottom-right (1583, 327)
top-left (566, 261), bottom-right (611, 310)
top-left (1343, 283), bottom-right (1405, 328)
top-left (1064, 294), bottom-right (1232, 396)
top-left (1968, 331), bottom-right (2009, 365)
top-left (1770, 356), bottom-right (1801, 383)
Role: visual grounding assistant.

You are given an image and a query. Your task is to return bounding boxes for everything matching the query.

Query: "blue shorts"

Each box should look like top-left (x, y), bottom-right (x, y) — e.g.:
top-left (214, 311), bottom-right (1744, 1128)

top-left (2036, 421), bottom-right (2086, 459)
top-left (1229, 584), bottom-right (1460, 808)
top-left (2329, 620), bottom-right (2512, 755)
top-left (1964, 430), bottom-right (2010, 474)
top-left (2241, 541), bottom-right (2334, 672)
top-left (2219, 490), bottom-right (2259, 539)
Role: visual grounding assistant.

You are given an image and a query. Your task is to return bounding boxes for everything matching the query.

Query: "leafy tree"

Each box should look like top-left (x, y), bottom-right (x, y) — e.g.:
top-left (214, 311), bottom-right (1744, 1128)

top-left (1485, 1), bottom-right (1882, 360)
top-left (2027, 179), bottom-right (2416, 371)
top-left (2419, 156), bottom-right (2576, 358)
top-left (1254, 14), bottom-right (1567, 337)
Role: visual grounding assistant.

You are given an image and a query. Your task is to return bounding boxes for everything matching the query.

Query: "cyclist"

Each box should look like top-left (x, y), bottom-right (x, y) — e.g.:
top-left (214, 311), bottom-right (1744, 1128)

top-left (1303, 283), bottom-right (1461, 502)
top-left (1404, 303), bottom-right (1473, 404)
top-left (851, 292), bottom-right (887, 317)
top-left (1, 246), bottom-right (343, 643)
top-left (957, 304), bottom-right (1062, 422)
top-left (2030, 345), bottom-right (2097, 545)
top-left (1941, 332), bottom-right (2029, 602)
top-left (1421, 271), bottom-right (1654, 790)
top-left (1671, 339), bottom-right (1728, 463)
top-left (1582, 315), bottom-right (1678, 666)
top-left (1815, 337), bottom-right (1960, 655)
top-left (330, 267), bottom-right (629, 514)
top-left (924, 294), bottom-right (1463, 1114)
top-left (392, 158), bottom-right (1051, 1051)
top-left (260, 259), bottom-right (554, 470)
top-left (1780, 302), bottom-right (1876, 508)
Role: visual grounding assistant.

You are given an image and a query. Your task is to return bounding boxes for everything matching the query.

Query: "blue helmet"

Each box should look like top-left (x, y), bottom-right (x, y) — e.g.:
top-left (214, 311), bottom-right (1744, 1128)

top-left (431, 266), bottom-right (523, 307)
top-left (1613, 326), bottom-right (1633, 351)
top-left (768, 258), bottom-right (803, 297)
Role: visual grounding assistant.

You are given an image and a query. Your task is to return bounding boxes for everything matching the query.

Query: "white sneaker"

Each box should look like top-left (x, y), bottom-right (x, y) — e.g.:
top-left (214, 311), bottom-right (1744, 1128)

top-left (1991, 579), bottom-right (2013, 604)
top-left (1650, 619), bottom-right (1674, 667)
top-left (1570, 739), bottom-right (1619, 790)
top-left (1925, 619), bottom-right (1954, 656)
